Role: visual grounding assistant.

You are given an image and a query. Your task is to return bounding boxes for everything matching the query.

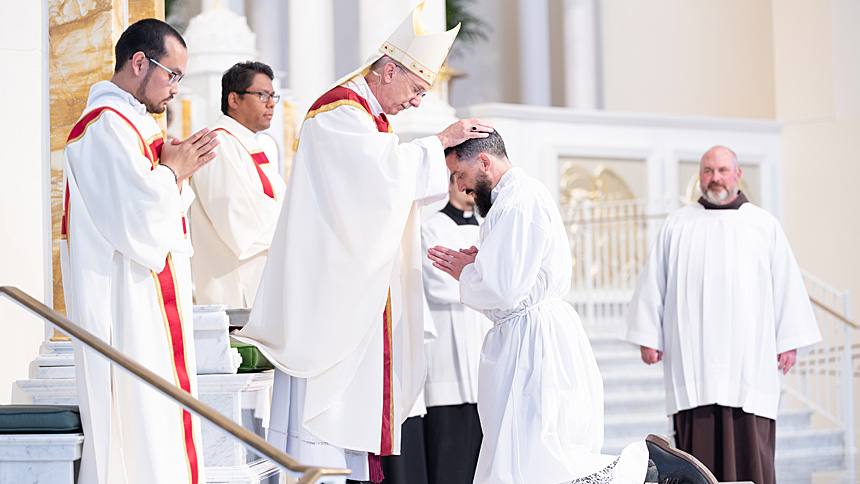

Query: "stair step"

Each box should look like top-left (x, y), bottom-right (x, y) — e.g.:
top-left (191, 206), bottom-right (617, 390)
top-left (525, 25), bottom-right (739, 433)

top-left (775, 408), bottom-right (813, 429)
top-left (775, 444), bottom-right (847, 472)
top-left (594, 349), bottom-right (646, 368)
top-left (603, 413), bottom-right (669, 439)
top-left (601, 368), bottom-right (664, 392)
top-left (775, 427), bottom-right (844, 451)
top-left (603, 390), bottom-right (666, 414)
top-left (585, 333), bottom-right (630, 351)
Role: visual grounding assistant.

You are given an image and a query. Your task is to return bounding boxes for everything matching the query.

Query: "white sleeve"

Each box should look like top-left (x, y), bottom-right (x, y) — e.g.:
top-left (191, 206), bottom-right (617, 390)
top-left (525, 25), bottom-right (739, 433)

top-left (422, 218), bottom-right (464, 305)
top-left (190, 136), bottom-right (281, 259)
top-left (459, 209), bottom-right (549, 311)
top-left (770, 222), bottom-right (822, 355)
top-left (621, 221), bottom-right (668, 351)
top-left (411, 135), bottom-right (449, 206)
top-left (65, 112), bottom-right (185, 272)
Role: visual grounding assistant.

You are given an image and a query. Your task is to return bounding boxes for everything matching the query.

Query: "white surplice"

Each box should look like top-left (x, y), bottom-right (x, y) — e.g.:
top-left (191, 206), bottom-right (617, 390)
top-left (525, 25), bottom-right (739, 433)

top-left (421, 206), bottom-right (491, 407)
top-left (189, 114), bottom-right (286, 307)
top-left (459, 168), bottom-right (648, 484)
top-left (233, 75), bottom-right (448, 480)
top-left (622, 202), bottom-right (822, 419)
top-left (61, 81), bottom-right (204, 484)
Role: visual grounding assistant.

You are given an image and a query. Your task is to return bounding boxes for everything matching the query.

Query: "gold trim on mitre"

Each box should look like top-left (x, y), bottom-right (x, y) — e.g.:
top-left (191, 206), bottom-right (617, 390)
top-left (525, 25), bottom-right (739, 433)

top-left (323, 2), bottom-right (460, 93)
top-left (379, 2), bottom-right (460, 85)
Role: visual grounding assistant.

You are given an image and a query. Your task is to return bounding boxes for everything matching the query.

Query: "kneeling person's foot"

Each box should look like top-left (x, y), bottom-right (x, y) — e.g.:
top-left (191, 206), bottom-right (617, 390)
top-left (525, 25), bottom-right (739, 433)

top-left (645, 434), bottom-right (717, 484)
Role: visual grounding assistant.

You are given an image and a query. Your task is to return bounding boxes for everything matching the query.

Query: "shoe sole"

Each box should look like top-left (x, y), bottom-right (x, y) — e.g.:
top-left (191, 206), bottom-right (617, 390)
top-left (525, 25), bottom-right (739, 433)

top-left (646, 434), bottom-right (718, 484)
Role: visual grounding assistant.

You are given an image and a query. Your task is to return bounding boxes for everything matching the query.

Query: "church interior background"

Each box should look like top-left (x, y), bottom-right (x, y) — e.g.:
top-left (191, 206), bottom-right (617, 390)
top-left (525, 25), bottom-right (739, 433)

top-left (1, 0), bottom-right (859, 482)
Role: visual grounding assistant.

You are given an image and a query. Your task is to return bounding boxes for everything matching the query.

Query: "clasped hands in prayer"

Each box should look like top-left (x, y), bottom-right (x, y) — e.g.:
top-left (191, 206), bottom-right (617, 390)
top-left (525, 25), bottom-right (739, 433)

top-left (160, 127), bottom-right (220, 185)
top-left (428, 245), bottom-right (478, 281)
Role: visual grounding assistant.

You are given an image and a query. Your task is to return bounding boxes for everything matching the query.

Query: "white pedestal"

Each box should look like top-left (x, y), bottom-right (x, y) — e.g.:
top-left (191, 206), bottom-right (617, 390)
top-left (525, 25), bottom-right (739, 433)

top-left (13, 372), bottom-right (276, 482)
top-left (0, 433), bottom-right (83, 484)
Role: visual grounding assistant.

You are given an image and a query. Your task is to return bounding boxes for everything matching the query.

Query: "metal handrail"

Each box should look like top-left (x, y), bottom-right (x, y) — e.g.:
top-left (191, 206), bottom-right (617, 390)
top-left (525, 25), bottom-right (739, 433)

top-left (809, 295), bottom-right (858, 329)
top-left (0, 286), bottom-right (351, 484)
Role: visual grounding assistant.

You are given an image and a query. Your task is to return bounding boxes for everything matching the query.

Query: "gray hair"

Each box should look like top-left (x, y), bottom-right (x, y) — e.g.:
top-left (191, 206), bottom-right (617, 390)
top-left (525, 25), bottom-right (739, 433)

top-left (369, 55), bottom-right (407, 75)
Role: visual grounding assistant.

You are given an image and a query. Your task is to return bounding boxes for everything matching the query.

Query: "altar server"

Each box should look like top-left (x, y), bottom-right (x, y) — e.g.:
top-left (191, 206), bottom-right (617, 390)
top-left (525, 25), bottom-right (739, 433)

top-left (420, 175), bottom-right (490, 484)
top-left (623, 145), bottom-right (822, 484)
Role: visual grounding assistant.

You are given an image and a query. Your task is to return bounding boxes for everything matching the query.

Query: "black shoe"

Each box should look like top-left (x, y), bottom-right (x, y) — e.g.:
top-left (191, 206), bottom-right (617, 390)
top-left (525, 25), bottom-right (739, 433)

top-left (645, 434), bottom-right (717, 484)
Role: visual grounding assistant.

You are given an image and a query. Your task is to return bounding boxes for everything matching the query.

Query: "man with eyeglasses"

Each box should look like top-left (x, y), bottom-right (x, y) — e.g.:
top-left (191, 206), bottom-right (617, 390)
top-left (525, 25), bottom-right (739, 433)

top-left (233, 4), bottom-right (492, 483)
top-left (60, 18), bottom-right (218, 484)
top-left (189, 61), bottom-right (286, 308)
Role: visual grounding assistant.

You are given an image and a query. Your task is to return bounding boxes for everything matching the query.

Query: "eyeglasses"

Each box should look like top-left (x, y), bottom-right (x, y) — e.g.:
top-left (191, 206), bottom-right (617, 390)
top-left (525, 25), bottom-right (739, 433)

top-left (236, 91), bottom-right (281, 104)
top-left (397, 65), bottom-right (427, 99)
top-left (147, 57), bottom-right (184, 85)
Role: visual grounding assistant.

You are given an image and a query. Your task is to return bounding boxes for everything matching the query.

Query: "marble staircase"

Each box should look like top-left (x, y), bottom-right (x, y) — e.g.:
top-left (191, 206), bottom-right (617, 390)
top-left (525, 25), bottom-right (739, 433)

top-left (589, 332), bottom-right (851, 484)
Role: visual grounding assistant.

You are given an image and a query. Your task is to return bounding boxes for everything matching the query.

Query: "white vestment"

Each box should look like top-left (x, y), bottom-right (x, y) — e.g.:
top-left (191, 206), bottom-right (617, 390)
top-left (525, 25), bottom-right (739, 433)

top-left (234, 75), bottom-right (448, 480)
top-left (459, 168), bottom-right (647, 484)
top-left (189, 114), bottom-right (286, 307)
top-left (622, 201), bottom-right (822, 419)
top-left (421, 205), bottom-right (491, 407)
top-left (61, 81), bottom-right (204, 484)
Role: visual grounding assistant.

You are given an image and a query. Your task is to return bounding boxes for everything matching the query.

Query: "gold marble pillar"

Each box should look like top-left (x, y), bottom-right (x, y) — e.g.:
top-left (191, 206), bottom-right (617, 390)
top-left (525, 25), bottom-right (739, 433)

top-left (49, 0), bottom-right (163, 321)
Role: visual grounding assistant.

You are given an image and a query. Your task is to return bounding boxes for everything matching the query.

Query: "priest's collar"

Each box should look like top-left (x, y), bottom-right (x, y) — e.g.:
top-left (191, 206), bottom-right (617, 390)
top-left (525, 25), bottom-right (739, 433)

top-left (345, 75), bottom-right (384, 117)
top-left (98, 80), bottom-right (147, 115)
top-left (491, 167), bottom-right (522, 203)
top-left (697, 191), bottom-right (749, 210)
top-left (441, 202), bottom-right (478, 226)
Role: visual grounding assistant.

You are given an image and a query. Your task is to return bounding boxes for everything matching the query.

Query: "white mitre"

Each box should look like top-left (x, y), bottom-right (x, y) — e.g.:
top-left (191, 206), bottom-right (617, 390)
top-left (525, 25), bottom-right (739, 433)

top-left (331, 1), bottom-right (461, 90)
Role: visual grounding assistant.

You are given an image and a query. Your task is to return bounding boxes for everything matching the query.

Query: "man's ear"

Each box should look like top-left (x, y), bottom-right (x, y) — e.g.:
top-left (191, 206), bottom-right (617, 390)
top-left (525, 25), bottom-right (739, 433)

top-left (130, 51), bottom-right (148, 77)
top-left (383, 62), bottom-right (397, 84)
top-left (227, 91), bottom-right (240, 112)
top-left (479, 153), bottom-right (492, 173)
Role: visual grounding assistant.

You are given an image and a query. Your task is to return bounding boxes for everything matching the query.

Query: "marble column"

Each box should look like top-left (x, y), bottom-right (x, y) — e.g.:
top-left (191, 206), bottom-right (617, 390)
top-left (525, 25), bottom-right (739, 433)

top-left (518, 0), bottom-right (552, 106)
top-left (563, 0), bottom-right (601, 109)
top-left (288, 0), bottom-right (336, 116)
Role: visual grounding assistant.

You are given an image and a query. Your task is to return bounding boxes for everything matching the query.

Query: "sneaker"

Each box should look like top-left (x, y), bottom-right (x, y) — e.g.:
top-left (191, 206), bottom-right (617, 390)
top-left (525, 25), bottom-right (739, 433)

top-left (645, 434), bottom-right (717, 484)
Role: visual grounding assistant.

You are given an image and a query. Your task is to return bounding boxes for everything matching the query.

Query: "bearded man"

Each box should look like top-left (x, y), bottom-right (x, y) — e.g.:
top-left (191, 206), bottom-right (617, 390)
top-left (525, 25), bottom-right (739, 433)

top-left (623, 145), bottom-right (821, 484)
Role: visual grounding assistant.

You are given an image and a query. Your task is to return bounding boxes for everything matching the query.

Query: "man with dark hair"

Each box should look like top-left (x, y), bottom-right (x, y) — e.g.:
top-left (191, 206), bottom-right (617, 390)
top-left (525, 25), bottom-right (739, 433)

top-left (61, 17), bottom-right (218, 484)
top-left (429, 132), bottom-right (720, 484)
top-left (190, 60), bottom-right (286, 307)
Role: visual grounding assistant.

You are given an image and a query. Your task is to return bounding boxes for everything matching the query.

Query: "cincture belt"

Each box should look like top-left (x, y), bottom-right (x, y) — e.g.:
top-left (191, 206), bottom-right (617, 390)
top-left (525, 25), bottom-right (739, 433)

top-left (492, 298), bottom-right (563, 326)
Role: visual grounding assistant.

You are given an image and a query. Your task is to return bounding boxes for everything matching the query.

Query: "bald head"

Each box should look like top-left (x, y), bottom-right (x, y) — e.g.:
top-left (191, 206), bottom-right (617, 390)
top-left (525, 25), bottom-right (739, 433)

top-left (699, 145), bottom-right (741, 205)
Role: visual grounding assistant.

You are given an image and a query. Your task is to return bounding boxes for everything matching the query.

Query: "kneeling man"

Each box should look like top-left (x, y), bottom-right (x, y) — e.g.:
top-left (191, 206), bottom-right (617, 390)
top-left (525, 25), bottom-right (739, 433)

top-left (429, 131), bottom-right (718, 484)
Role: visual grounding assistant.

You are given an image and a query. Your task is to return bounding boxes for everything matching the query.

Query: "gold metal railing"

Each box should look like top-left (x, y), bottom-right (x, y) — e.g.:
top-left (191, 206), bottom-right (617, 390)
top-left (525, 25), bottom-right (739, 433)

top-left (0, 286), bottom-right (350, 484)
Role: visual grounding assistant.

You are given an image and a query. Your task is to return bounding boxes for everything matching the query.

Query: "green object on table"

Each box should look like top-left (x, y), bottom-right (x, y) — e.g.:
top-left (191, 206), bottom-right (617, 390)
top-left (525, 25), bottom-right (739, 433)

top-left (0, 405), bottom-right (82, 434)
top-left (231, 342), bottom-right (275, 372)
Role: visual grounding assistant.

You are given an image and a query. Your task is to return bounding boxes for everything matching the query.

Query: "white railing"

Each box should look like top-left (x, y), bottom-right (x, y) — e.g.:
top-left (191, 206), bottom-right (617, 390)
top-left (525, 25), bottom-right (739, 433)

top-left (788, 273), bottom-right (856, 463)
top-left (562, 197), bottom-right (675, 330)
top-left (562, 198), bottom-right (856, 467)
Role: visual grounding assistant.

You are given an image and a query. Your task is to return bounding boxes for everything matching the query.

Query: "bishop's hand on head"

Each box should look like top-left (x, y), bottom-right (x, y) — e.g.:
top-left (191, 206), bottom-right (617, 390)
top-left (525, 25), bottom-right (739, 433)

top-left (437, 118), bottom-right (494, 148)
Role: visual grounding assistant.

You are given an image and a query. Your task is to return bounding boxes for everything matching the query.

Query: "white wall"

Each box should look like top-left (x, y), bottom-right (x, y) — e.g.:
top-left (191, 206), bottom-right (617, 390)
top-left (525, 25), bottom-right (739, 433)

top-left (600, 0), bottom-right (776, 119)
top-left (0, 1), bottom-right (47, 403)
top-left (773, 0), bottom-right (860, 309)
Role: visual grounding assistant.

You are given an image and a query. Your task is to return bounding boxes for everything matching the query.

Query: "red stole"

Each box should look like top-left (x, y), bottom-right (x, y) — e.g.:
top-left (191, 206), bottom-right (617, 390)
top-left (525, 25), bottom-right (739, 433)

top-left (64, 106), bottom-right (199, 484)
top-left (304, 86), bottom-right (397, 466)
top-left (209, 127), bottom-right (277, 200)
